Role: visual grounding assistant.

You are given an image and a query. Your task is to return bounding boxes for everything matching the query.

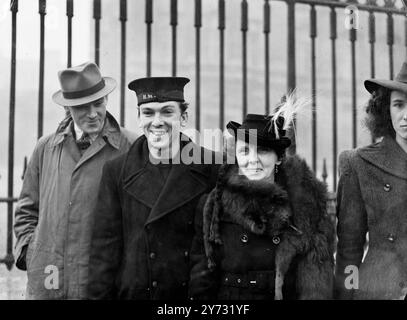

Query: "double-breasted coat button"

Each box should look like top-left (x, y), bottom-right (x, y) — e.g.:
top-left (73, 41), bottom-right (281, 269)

top-left (240, 234), bottom-right (249, 243)
top-left (383, 183), bottom-right (391, 192)
top-left (152, 281), bottom-right (158, 287)
top-left (149, 252), bottom-right (156, 259)
top-left (387, 233), bottom-right (396, 243)
top-left (237, 278), bottom-right (241, 284)
top-left (272, 236), bottom-right (280, 245)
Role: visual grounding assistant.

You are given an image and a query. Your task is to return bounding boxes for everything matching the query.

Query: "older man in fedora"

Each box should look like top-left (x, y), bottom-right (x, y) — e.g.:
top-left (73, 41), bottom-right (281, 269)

top-left (87, 77), bottom-right (220, 299)
top-left (14, 61), bottom-right (136, 299)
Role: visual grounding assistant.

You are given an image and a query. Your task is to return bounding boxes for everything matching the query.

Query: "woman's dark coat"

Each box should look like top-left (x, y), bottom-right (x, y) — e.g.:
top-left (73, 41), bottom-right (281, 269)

top-left (335, 136), bottom-right (407, 300)
top-left (87, 135), bottom-right (219, 299)
top-left (189, 155), bottom-right (335, 300)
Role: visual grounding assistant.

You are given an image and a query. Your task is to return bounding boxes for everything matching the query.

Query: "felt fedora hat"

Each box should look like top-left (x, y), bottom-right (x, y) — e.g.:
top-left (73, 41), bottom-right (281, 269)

top-left (52, 62), bottom-right (116, 107)
top-left (226, 114), bottom-right (291, 150)
top-left (364, 62), bottom-right (407, 94)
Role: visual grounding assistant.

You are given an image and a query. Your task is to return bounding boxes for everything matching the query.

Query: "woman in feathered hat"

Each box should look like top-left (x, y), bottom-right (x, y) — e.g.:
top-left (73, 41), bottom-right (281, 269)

top-left (335, 63), bottom-right (407, 300)
top-left (188, 93), bottom-right (335, 300)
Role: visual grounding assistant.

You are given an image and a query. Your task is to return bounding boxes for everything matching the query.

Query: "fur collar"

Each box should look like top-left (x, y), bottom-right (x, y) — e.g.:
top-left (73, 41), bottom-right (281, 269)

top-left (202, 154), bottom-right (334, 299)
top-left (220, 164), bottom-right (300, 237)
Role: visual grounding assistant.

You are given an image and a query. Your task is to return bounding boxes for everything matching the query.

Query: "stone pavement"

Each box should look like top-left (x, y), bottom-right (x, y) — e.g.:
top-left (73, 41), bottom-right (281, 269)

top-left (0, 264), bottom-right (26, 300)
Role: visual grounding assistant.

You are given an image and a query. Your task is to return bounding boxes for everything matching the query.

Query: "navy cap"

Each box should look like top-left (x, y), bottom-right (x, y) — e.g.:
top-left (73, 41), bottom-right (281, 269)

top-left (128, 77), bottom-right (190, 106)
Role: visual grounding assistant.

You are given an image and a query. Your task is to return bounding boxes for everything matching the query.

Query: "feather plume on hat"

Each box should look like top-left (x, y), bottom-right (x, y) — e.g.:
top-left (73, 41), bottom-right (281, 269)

top-left (270, 89), bottom-right (313, 141)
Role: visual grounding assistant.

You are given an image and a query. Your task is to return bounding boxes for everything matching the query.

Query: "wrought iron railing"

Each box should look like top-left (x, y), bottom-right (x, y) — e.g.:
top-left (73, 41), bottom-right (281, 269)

top-left (1, 0), bottom-right (405, 270)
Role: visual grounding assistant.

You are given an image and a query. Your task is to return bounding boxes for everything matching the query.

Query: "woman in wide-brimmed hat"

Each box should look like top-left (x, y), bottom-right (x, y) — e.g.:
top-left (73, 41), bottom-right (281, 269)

top-left (335, 63), bottom-right (407, 300)
top-left (188, 94), bottom-right (335, 300)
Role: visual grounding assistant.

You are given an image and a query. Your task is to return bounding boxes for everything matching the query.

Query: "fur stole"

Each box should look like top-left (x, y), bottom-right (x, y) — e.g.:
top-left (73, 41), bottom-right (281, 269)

top-left (221, 165), bottom-right (297, 237)
top-left (203, 155), bottom-right (334, 299)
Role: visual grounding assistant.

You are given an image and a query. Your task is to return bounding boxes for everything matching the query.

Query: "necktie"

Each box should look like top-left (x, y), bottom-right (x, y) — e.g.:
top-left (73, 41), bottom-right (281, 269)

top-left (77, 133), bottom-right (91, 151)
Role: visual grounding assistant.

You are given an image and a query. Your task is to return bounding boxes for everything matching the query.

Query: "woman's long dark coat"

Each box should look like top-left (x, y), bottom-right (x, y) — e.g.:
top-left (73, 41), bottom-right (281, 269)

top-left (335, 136), bottom-right (407, 300)
top-left (189, 155), bottom-right (335, 300)
top-left (87, 135), bottom-right (219, 299)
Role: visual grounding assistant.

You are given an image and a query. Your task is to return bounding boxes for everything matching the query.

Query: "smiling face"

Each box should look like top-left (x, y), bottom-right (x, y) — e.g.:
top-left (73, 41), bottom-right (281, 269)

top-left (235, 139), bottom-right (280, 181)
top-left (139, 101), bottom-right (188, 153)
top-left (390, 90), bottom-right (407, 148)
top-left (68, 96), bottom-right (107, 135)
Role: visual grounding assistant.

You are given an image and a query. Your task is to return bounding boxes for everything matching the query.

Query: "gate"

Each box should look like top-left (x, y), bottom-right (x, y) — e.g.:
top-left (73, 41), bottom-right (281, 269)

top-left (1, 0), bottom-right (406, 270)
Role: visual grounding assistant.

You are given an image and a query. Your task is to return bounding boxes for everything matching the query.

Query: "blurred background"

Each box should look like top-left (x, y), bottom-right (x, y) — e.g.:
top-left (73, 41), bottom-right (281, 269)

top-left (0, 0), bottom-right (406, 299)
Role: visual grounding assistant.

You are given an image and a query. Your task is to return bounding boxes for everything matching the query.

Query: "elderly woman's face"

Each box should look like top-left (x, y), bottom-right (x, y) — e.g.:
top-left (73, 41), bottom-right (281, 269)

top-left (235, 139), bottom-right (280, 181)
top-left (390, 90), bottom-right (407, 144)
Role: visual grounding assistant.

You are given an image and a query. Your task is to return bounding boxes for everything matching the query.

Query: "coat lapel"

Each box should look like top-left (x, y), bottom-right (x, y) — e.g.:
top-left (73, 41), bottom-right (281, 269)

top-left (50, 113), bottom-right (123, 173)
top-left (123, 163), bottom-right (165, 209)
top-left (73, 137), bottom-right (106, 172)
top-left (358, 136), bottom-right (407, 179)
top-left (122, 135), bottom-right (212, 225)
top-left (145, 162), bottom-right (209, 225)
top-left (122, 136), bottom-right (158, 208)
top-left (73, 114), bottom-right (121, 173)
top-left (50, 120), bottom-right (81, 163)
top-left (63, 134), bottom-right (82, 164)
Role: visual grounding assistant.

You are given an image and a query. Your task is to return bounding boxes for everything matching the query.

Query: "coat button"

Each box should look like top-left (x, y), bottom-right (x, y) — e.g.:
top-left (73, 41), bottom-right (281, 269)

top-left (152, 281), bottom-right (158, 288)
top-left (383, 183), bottom-right (391, 192)
top-left (184, 251), bottom-right (189, 258)
top-left (387, 233), bottom-right (396, 243)
top-left (237, 278), bottom-right (241, 283)
top-left (240, 234), bottom-right (249, 243)
top-left (149, 252), bottom-right (156, 259)
top-left (272, 236), bottom-right (280, 245)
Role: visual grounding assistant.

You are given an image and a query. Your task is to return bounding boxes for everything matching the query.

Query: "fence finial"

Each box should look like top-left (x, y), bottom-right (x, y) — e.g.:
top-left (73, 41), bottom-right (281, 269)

top-left (93, 0), bottom-right (101, 20)
top-left (10, 0), bottom-right (18, 12)
top-left (120, 0), bottom-right (127, 22)
top-left (264, 0), bottom-right (270, 34)
top-left (366, 0), bottom-right (377, 6)
top-left (146, 0), bottom-right (153, 24)
top-left (170, 0), bottom-right (177, 26)
top-left (241, 0), bottom-right (248, 32)
top-left (384, 0), bottom-right (396, 9)
top-left (195, 0), bottom-right (202, 28)
top-left (310, 5), bottom-right (317, 38)
top-left (219, 0), bottom-right (225, 30)
top-left (39, 0), bottom-right (46, 15)
top-left (66, 0), bottom-right (73, 18)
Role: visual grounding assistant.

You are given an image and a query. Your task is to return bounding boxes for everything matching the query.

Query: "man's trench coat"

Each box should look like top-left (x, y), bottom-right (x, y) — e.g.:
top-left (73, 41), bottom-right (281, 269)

top-left (87, 134), bottom-right (220, 300)
top-left (13, 113), bottom-right (136, 299)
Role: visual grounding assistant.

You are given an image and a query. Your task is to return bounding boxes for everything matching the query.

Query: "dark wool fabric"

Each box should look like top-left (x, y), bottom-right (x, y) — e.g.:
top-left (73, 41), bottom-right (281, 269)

top-left (87, 135), bottom-right (220, 300)
top-left (335, 136), bottom-right (407, 300)
top-left (189, 154), bottom-right (335, 300)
